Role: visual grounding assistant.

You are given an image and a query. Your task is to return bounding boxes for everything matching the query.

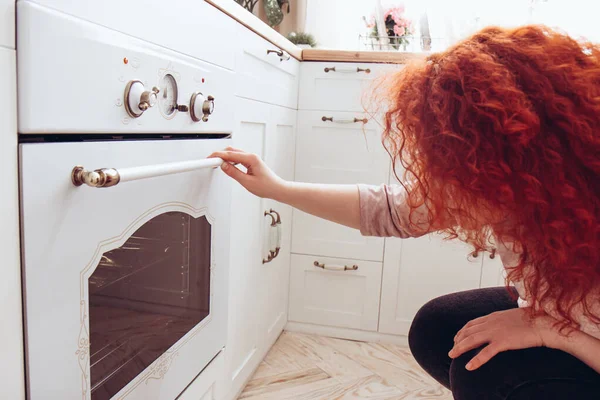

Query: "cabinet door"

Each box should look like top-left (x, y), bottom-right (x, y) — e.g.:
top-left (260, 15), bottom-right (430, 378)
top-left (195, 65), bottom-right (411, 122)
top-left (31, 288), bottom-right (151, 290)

top-left (379, 236), bottom-right (483, 335)
top-left (235, 23), bottom-right (300, 109)
top-left (257, 105), bottom-right (296, 347)
top-left (0, 48), bottom-right (25, 400)
top-left (225, 98), bottom-right (268, 390)
top-left (289, 254), bottom-right (383, 331)
top-left (292, 110), bottom-right (390, 261)
top-left (480, 251), bottom-right (506, 288)
top-left (0, 0), bottom-right (14, 49)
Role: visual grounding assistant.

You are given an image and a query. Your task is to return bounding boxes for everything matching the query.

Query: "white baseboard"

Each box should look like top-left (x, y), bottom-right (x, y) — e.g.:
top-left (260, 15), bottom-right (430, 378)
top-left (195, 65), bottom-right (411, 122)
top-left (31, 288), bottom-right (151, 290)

top-left (284, 321), bottom-right (409, 346)
top-left (224, 314), bottom-right (287, 400)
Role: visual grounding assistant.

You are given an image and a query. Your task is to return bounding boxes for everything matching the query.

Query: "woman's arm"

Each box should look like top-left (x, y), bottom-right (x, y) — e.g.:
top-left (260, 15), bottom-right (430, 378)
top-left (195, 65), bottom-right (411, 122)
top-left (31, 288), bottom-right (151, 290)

top-left (209, 148), bottom-right (437, 236)
top-left (210, 148), bottom-right (361, 229)
top-left (276, 182), bottom-right (362, 230)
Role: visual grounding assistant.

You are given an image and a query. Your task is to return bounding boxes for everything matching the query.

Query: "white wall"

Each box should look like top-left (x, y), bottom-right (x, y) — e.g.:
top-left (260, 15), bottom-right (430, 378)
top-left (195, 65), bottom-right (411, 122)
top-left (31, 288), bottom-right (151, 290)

top-left (304, 0), bottom-right (377, 49)
top-left (304, 0), bottom-right (600, 51)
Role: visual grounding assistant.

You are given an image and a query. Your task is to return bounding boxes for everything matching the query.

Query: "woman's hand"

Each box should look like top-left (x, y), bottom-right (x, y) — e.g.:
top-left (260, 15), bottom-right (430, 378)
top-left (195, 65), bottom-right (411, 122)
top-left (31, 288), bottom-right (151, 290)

top-left (449, 308), bottom-right (558, 371)
top-left (209, 147), bottom-right (287, 200)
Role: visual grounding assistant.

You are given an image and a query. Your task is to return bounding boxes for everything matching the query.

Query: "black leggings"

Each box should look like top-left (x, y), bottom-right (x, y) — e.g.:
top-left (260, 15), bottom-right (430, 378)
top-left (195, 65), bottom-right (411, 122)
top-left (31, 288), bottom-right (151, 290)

top-left (408, 287), bottom-right (600, 400)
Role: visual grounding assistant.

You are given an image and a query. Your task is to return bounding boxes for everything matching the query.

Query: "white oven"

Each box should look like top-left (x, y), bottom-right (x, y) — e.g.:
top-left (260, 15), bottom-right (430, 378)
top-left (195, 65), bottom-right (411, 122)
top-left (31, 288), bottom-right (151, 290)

top-left (18, 2), bottom-right (233, 399)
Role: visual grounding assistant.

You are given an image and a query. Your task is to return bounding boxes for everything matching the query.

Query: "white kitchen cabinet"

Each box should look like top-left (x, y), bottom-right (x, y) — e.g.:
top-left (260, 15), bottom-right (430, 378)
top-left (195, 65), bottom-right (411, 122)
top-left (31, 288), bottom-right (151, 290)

top-left (0, 47), bottom-right (25, 400)
top-left (258, 104), bottom-right (296, 349)
top-left (288, 254), bottom-right (383, 331)
top-left (224, 98), bottom-right (296, 400)
top-left (234, 23), bottom-right (300, 109)
top-left (292, 110), bottom-right (389, 261)
top-left (298, 62), bottom-right (401, 112)
top-left (378, 235), bottom-right (483, 336)
top-left (0, 0), bottom-right (14, 49)
top-left (480, 250), bottom-right (506, 288)
top-left (225, 97), bottom-right (267, 397)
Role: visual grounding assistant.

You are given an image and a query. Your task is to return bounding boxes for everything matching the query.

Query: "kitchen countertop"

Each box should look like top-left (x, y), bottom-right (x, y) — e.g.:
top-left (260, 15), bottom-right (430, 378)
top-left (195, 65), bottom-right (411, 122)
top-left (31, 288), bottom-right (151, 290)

top-left (301, 49), bottom-right (425, 64)
top-left (205, 0), bottom-right (425, 64)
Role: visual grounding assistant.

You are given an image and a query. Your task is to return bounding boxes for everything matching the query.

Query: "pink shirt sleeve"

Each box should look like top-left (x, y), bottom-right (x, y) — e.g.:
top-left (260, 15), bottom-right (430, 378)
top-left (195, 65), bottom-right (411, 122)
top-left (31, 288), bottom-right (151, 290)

top-left (358, 184), bottom-right (432, 238)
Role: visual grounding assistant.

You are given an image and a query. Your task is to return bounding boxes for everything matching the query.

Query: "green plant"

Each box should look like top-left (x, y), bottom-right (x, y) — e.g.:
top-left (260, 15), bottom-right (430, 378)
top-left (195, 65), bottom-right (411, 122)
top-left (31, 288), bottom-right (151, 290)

top-left (286, 32), bottom-right (317, 47)
top-left (235, 0), bottom-right (258, 13)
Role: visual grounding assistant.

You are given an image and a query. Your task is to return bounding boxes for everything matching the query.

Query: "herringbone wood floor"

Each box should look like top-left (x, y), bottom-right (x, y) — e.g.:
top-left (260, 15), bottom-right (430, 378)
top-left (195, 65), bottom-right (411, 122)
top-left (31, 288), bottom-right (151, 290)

top-left (239, 332), bottom-right (453, 399)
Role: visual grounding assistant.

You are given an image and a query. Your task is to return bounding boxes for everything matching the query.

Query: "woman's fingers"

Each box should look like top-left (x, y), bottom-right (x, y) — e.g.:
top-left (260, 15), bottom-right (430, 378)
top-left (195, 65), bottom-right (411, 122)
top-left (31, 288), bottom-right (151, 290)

top-left (455, 322), bottom-right (488, 344)
top-left (209, 151), bottom-right (259, 168)
top-left (449, 332), bottom-right (489, 359)
top-left (220, 162), bottom-right (248, 184)
top-left (465, 344), bottom-right (501, 371)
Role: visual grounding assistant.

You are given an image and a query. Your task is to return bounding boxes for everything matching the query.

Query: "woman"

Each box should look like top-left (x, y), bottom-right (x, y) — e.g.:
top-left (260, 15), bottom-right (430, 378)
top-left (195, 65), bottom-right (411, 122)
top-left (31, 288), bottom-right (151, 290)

top-left (211, 25), bottom-right (600, 398)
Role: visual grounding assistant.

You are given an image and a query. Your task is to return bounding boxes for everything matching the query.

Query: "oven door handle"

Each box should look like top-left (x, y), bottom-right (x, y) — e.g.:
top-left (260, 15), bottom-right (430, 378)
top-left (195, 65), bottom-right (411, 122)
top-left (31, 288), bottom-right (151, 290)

top-left (71, 158), bottom-right (224, 188)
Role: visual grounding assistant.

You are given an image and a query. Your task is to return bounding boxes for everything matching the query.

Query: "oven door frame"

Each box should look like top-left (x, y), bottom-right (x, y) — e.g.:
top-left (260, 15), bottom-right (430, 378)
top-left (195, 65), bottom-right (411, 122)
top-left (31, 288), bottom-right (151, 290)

top-left (20, 137), bottom-right (231, 400)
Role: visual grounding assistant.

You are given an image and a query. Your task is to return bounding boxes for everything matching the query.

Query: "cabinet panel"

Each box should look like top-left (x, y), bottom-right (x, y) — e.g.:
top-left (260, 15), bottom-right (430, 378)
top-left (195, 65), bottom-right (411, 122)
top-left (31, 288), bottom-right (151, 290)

top-left (289, 254), bottom-right (382, 331)
top-left (257, 105), bottom-right (296, 347)
top-left (0, 48), bottom-right (25, 400)
top-left (295, 111), bottom-right (389, 185)
top-left (298, 62), bottom-right (402, 112)
top-left (292, 110), bottom-right (388, 261)
top-left (225, 98), bottom-right (267, 389)
top-left (379, 235), bottom-right (483, 335)
top-left (480, 253), bottom-right (506, 288)
top-left (0, 0), bottom-right (14, 49)
top-left (235, 23), bottom-right (299, 108)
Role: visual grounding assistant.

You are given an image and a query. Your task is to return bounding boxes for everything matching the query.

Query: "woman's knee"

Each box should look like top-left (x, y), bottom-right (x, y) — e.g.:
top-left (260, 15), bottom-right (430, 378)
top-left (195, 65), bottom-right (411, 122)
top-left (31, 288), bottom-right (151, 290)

top-left (408, 295), bottom-right (450, 354)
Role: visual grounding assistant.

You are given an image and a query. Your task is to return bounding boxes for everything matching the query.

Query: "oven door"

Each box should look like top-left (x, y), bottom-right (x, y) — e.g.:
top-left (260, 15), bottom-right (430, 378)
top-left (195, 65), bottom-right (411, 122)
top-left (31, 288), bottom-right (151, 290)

top-left (20, 138), bottom-right (231, 400)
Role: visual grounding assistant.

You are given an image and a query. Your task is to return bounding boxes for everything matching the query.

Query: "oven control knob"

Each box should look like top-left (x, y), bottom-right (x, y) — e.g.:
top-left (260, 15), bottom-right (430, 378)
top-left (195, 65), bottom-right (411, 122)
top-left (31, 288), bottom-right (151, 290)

top-left (124, 80), bottom-right (160, 118)
top-left (190, 92), bottom-right (215, 122)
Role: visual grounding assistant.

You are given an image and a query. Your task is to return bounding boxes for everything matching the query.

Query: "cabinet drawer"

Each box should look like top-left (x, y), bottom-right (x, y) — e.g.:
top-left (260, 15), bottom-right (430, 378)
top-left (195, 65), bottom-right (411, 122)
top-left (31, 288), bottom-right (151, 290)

top-left (295, 111), bottom-right (390, 185)
top-left (288, 254), bottom-right (382, 331)
top-left (235, 24), bottom-right (299, 109)
top-left (298, 62), bottom-right (402, 112)
top-left (292, 210), bottom-right (384, 261)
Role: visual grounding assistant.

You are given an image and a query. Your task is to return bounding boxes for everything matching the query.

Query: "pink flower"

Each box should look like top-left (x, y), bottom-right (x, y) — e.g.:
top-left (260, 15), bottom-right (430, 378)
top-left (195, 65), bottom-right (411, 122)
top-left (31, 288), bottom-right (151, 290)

top-left (393, 25), bottom-right (406, 36)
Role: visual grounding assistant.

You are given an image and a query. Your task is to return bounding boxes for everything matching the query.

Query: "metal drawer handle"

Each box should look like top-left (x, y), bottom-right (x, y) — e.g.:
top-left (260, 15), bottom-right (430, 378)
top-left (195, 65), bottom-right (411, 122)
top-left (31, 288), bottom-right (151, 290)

top-left (267, 49), bottom-right (291, 61)
top-left (313, 261), bottom-right (358, 271)
top-left (263, 209), bottom-right (283, 264)
top-left (324, 67), bottom-right (371, 74)
top-left (321, 116), bottom-right (368, 124)
top-left (71, 158), bottom-right (223, 188)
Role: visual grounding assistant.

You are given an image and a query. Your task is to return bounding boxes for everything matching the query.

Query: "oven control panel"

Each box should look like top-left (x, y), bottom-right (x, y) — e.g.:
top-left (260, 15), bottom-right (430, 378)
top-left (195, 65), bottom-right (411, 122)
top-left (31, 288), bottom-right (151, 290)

top-left (18, 2), bottom-right (234, 134)
top-left (124, 77), bottom-right (216, 123)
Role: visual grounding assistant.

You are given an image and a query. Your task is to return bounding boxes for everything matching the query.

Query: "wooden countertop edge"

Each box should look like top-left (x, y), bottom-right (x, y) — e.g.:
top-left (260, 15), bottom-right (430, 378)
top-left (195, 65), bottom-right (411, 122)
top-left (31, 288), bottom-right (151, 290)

top-left (301, 49), bottom-right (427, 64)
top-left (205, 0), bottom-right (302, 60)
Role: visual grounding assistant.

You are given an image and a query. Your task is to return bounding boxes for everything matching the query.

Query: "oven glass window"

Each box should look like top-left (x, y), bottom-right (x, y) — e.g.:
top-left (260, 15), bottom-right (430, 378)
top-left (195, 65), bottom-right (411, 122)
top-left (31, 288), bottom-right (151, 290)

top-left (88, 212), bottom-right (211, 399)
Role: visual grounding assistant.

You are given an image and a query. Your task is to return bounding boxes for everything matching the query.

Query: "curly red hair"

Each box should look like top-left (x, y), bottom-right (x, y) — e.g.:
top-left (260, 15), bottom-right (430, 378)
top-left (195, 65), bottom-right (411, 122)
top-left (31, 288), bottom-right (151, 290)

top-left (379, 25), bottom-right (600, 328)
